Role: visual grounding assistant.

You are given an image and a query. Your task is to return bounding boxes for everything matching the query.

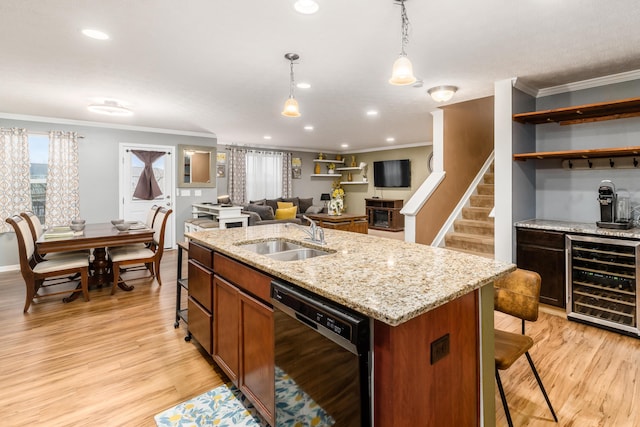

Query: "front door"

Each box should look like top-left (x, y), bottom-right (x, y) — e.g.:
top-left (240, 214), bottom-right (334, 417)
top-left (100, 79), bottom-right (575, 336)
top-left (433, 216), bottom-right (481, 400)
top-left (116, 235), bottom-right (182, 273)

top-left (119, 143), bottom-right (175, 248)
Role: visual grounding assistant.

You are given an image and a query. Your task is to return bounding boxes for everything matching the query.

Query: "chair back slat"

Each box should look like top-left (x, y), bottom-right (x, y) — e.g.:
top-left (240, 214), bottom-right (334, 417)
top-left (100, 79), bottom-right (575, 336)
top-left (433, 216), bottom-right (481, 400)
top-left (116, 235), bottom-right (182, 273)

top-left (5, 216), bottom-right (36, 278)
top-left (146, 205), bottom-right (159, 228)
top-left (494, 269), bottom-right (541, 322)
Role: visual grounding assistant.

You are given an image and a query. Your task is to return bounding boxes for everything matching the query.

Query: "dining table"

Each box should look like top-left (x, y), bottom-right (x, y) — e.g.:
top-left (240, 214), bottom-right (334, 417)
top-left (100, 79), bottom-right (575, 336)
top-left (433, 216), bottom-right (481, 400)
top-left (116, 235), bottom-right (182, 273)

top-left (36, 222), bottom-right (155, 295)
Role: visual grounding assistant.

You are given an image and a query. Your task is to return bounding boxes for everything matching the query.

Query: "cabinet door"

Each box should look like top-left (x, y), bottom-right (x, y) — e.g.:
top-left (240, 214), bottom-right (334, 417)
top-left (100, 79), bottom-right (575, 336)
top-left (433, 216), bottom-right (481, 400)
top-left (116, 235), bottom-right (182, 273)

top-left (187, 296), bottom-right (212, 354)
top-left (516, 228), bottom-right (566, 307)
top-left (213, 276), bottom-right (240, 384)
top-left (239, 292), bottom-right (275, 425)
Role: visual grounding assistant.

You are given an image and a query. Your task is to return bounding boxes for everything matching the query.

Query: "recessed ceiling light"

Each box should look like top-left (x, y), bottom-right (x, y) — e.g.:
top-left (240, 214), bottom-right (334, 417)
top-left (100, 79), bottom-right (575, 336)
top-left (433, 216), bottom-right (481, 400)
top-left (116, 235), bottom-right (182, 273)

top-left (341, 143), bottom-right (349, 148)
top-left (81, 29), bottom-right (109, 40)
top-left (263, 135), bottom-right (272, 140)
top-left (87, 100), bottom-right (132, 116)
top-left (304, 125), bottom-right (314, 131)
top-left (294, 0), bottom-right (319, 14)
top-left (296, 82), bottom-right (311, 89)
top-left (386, 137), bottom-right (395, 142)
top-left (366, 110), bottom-right (378, 117)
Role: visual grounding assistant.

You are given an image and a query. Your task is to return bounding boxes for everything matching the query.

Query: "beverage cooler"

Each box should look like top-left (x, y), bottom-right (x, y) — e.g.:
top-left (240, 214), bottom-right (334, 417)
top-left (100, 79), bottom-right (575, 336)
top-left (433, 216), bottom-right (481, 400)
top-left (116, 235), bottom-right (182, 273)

top-left (566, 235), bottom-right (640, 337)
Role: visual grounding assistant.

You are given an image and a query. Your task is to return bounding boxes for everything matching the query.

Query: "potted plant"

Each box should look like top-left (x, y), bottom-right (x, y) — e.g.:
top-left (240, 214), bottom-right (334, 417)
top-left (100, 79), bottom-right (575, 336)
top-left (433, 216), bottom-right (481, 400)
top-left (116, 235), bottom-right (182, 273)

top-left (327, 163), bottom-right (336, 174)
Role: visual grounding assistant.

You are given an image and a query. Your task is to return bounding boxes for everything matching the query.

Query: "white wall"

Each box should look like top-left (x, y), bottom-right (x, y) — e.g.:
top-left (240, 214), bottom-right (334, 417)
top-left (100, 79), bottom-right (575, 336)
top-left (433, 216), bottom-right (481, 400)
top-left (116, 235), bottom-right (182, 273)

top-left (0, 118), bottom-right (216, 269)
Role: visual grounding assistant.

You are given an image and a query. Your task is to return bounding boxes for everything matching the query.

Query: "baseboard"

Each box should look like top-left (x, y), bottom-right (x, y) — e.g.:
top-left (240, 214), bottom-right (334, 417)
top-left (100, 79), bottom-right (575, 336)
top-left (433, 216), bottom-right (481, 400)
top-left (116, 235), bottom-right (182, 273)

top-left (0, 264), bottom-right (19, 273)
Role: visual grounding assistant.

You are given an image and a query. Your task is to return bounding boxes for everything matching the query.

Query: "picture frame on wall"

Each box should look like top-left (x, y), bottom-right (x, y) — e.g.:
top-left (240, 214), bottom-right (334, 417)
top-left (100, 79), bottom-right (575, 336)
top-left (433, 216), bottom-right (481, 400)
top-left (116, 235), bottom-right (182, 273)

top-left (292, 157), bottom-right (302, 179)
top-left (216, 164), bottom-right (226, 178)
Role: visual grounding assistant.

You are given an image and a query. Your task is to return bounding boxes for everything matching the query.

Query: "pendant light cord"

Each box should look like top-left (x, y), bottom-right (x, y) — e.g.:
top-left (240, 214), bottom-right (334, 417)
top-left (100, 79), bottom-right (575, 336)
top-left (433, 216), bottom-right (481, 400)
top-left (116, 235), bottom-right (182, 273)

top-left (399, 0), bottom-right (410, 56)
top-left (289, 59), bottom-right (296, 98)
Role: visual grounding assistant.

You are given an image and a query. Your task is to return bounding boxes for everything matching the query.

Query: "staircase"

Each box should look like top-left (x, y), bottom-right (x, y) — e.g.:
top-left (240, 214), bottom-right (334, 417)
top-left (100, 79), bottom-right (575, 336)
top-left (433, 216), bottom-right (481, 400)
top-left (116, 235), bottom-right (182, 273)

top-left (444, 164), bottom-right (494, 258)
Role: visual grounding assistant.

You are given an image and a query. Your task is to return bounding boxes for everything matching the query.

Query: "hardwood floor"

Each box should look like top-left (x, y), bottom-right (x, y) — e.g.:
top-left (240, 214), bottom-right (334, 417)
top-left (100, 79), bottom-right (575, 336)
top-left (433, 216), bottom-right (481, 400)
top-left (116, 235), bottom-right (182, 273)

top-left (2, 250), bottom-right (640, 426)
top-left (0, 249), bottom-right (225, 427)
top-left (495, 306), bottom-right (640, 426)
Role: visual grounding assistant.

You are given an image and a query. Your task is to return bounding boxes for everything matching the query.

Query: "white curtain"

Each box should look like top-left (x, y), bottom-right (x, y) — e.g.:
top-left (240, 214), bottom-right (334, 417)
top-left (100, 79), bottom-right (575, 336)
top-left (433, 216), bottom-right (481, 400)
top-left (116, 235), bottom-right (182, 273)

top-left (0, 128), bottom-right (31, 233)
top-left (245, 150), bottom-right (284, 202)
top-left (45, 131), bottom-right (80, 226)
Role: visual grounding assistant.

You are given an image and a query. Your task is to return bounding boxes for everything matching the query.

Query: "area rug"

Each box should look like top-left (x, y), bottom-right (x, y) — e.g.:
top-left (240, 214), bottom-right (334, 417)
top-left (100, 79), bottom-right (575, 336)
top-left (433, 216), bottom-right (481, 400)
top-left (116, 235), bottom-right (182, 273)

top-left (154, 383), bottom-right (267, 427)
top-left (155, 367), bottom-right (334, 427)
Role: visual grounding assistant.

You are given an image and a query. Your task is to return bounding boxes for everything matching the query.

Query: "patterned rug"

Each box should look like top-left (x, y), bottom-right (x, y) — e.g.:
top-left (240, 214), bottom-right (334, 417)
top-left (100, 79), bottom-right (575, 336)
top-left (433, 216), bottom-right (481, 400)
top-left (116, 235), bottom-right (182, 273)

top-left (154, 384), bottom-right (267, 427)
top-left (155, 367), bottom-right (334, 427)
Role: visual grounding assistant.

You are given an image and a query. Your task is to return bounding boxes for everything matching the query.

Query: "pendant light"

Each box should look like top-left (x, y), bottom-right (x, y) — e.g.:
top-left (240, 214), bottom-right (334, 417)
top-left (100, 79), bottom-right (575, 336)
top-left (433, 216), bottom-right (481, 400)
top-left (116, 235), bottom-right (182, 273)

top-left (282, 53), bottom-right (301, 117)
top-left (389, 0), bottom-right (416, 86)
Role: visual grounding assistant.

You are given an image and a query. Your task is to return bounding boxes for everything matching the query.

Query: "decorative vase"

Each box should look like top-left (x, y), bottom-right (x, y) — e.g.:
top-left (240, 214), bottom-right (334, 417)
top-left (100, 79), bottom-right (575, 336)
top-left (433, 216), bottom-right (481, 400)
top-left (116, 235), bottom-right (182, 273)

top-left (314, 163), bottom-right (321, 174)
top-left (318, 152), bottom-right (325, 160)
top-left (350, 155), bottom-right (356, 167)
top-left (328, 169), bottom-right (334, 174)
top-left (328, 197), bottom-right (343, 215)
top-left (336, 154), bottom-right (342, 161)
top-left (347, 172), bottom-right (353, 182)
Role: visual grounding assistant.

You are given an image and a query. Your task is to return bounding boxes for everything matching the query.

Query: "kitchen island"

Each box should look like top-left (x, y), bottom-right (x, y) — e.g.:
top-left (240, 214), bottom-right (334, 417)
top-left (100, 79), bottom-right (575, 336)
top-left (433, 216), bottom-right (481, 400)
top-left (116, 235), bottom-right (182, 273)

top-left (186, 224), bottom-right (515, 426)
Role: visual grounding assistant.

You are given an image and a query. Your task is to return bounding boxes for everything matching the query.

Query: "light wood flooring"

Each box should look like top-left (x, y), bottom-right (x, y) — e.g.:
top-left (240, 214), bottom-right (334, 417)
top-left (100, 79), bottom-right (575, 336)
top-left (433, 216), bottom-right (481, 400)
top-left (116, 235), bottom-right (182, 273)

top-left (1, 250), bottom-right (640, 426)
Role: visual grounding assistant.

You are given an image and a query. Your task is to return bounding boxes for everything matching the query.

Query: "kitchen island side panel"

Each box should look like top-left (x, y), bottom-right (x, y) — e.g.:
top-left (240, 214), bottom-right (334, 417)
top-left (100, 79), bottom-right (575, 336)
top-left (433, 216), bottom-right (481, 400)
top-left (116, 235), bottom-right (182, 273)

top-left (373, 290), bottom-right (479, 427)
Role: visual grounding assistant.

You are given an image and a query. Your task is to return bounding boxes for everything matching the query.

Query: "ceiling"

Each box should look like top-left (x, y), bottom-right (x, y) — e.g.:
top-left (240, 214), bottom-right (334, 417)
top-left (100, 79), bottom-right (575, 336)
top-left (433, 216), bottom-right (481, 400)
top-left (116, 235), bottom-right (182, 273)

top-left (1, 1), bottom-right (640, 153)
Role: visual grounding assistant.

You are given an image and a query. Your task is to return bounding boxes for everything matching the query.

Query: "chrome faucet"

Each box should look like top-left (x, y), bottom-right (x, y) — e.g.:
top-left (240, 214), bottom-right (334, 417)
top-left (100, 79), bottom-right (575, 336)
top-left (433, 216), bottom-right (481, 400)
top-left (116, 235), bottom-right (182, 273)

top-left (287, 216), bottom-right (325, 244)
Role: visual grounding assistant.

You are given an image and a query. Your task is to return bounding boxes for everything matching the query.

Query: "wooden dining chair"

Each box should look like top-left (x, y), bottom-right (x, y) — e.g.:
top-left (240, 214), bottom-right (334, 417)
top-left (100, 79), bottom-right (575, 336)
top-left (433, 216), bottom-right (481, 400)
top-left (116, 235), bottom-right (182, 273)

top-left (20, 211), bottom-right (89, 262)
top-left (494, 269), bottom-right (558, 427)
top-left (108, 207), bottom-right (172, 294)
top-left (6, 215), bottom-right (90, 312)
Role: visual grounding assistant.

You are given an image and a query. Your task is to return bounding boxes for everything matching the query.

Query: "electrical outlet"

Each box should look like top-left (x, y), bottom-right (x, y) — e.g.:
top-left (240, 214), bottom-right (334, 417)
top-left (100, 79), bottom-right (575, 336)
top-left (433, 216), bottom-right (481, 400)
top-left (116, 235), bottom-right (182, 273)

top-left (430, 333), bottom-right (450, 365)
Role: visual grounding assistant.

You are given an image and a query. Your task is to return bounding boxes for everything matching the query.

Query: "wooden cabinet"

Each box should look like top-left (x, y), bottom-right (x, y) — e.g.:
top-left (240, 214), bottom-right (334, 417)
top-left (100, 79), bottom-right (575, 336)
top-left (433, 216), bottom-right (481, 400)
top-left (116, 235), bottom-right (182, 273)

top-left (212, 253), bottom-right (274, 425)
top-left (187, 242), bottom-right (214, 353)
top-left (366, 198), bottom-right (404, 231)
top-left (516, 228), bottom-right (566, 308)
top-left (512, 96), bottom-right (640, 162)
top-left (305, 213), bottom-right (368, 234)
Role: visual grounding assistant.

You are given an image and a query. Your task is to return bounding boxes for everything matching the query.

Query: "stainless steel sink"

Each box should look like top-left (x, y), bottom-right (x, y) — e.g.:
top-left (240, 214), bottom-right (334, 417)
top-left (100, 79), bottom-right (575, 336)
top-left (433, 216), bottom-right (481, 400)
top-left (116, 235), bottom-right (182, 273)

top-left (237, 239), bottom-right (306, 254)
top-left (265, 248), bottom-right (331, 261)
top-left (236, 238), bottom-right (333, 261)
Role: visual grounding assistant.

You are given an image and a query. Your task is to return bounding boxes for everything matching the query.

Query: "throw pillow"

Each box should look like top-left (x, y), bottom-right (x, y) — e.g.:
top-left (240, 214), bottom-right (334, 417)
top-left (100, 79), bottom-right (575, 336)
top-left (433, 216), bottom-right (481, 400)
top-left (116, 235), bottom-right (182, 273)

top-left (281, 197), bottom-right (300, 209)
top-left (275, 206), bottom-right (298, 220)
top-left (305, 205), bottom-right (323, 214)
top-left (249, 198), bottom-right (266, 206)
top-left (277, 201), bottom-right (294, 209)
top-left (265, 198), bottom-right (282, 213)
top-left (217, 195), bottom-right (231, 204)
top-left (298, 197), bottom-right (313, 213)
top-left (245, 203), bottom-right (275, 221)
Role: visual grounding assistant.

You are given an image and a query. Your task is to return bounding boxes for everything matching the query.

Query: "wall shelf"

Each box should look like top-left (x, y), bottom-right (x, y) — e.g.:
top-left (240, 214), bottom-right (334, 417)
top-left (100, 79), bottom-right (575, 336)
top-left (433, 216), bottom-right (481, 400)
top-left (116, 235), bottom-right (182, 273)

top-left (311, 173), bottom-right (341, 177)
top-left (336, 166), bottom-right (362, 171)
top-left (340, 181), bottom-right (368, 185)
top-left (513, 97), bottom-right (640, 126)
top-left (513, 146), bottom-right (640, 161)
top-left (313, 159), bottom-right (344, 164)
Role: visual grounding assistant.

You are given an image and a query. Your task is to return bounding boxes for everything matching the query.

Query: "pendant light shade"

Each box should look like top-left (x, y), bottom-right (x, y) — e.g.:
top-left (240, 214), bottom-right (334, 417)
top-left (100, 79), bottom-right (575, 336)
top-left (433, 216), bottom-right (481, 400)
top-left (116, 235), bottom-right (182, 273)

top-left (389, 0), bottom-right (416, 86)
top-left (282, 97), bottom-right (301, 117)
top-left (389, 55), bottom-right (416, 86)
top-left (282, 53), bottom-right (301, 118)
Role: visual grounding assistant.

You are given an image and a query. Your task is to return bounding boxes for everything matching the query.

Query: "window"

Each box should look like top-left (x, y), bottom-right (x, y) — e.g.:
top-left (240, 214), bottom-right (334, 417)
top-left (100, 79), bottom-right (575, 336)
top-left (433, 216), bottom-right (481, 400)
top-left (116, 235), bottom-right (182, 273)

top-left (245, 151), bottom-right (283, 201)
top-left (28, 134), bottom-right (49, 223)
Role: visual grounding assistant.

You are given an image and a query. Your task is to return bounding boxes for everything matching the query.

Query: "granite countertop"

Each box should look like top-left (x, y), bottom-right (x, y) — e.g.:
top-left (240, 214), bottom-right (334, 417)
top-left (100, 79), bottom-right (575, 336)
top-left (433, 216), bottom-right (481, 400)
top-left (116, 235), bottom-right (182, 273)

top-left (186, 224), bottom-right (515, 326)
top-left (516, 219), bottom-right (640, 239)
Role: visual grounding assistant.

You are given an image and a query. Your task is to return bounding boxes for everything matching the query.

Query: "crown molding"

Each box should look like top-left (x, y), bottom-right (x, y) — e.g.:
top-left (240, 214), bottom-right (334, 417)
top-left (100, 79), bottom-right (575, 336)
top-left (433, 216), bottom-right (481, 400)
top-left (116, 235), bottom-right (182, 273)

top-left (537, 69), bottom-right (640, 97)
top-left (0, 112), bottom-right (217, 139)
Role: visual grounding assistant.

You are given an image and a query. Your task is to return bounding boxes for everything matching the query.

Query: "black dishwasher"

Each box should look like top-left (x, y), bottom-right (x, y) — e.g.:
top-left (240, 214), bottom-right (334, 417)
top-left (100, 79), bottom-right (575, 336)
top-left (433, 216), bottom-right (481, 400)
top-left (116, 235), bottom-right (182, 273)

top-left (271, 280), bottom-right (371, 427)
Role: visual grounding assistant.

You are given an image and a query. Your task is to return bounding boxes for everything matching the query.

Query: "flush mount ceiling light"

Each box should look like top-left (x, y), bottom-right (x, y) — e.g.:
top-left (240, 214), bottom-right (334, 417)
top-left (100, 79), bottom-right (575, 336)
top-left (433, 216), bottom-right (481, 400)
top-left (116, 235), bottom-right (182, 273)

top-left (87, 100), bottom-right (133, 116)
top-left (428, 85), bottom-right (458, 102)
top-left (81, 28), bottom-right (109, 40)
top-left (296, 82), bottom-right (311, 89)
top-left (304, 125), bottom-right (314, 131)
top-left (294, 0), bottom-right (319, 14)
top-left (389, 0), bottom-right (416, 86)
top-left (282, 53), bottom-right (301, 118)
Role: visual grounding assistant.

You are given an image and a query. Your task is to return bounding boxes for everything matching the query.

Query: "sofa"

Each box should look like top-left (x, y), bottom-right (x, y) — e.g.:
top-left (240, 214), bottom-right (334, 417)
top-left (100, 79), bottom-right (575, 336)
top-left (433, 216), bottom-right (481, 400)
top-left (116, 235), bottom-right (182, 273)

top-left (218, 195), bottom-right (326, 226)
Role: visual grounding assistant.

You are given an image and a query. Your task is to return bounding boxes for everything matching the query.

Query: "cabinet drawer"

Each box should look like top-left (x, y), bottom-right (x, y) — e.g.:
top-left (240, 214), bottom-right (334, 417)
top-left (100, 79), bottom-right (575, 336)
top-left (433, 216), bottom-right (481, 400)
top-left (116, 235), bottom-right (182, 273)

top-left (516, 228), bottom-right (565, 249)
top-left (188, 260), bottom-right (213, 311)
top-left (189, 241), bottom-right (214, 268)
top-left (188, 296), bottom-right (212, 354)
top-left (214, 253), bottom-right (271, 302)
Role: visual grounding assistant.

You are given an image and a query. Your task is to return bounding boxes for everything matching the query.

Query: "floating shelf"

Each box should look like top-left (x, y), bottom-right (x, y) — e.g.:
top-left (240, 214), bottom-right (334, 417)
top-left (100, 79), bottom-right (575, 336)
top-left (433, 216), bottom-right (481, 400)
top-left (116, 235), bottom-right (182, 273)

top-left (340, 181), bottom-right (368, 185)
top-left (513, 97), bottom-right (640, 126)
top-left (336, 166), bottom-right (362, 171)
top-left (311, 174), bottom-right (341, 177)
top-left (313, 159), bottom-right (344, 164)
top-left (513, 146), bottom-right (640, 161)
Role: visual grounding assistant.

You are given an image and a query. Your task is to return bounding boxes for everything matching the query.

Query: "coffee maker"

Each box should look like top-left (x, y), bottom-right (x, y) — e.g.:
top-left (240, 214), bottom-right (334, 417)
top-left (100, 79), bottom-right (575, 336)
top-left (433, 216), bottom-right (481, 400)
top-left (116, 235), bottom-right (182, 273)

top-left (596, 180), bottom-right (633, 229)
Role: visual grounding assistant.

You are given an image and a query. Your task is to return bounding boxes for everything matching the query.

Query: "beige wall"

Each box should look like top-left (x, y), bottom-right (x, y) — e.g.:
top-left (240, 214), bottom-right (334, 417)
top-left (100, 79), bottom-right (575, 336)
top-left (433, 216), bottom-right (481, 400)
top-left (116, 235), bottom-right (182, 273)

top-left (415, 97), bottom-right (494, 245)
top-left (342, 146), bottom-right (431, 215)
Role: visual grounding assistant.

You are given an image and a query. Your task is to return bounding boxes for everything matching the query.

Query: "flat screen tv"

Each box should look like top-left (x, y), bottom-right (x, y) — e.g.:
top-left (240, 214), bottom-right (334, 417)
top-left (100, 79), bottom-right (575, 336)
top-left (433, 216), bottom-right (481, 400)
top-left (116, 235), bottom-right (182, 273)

top-left (373, 159), bottom-right (411, 187)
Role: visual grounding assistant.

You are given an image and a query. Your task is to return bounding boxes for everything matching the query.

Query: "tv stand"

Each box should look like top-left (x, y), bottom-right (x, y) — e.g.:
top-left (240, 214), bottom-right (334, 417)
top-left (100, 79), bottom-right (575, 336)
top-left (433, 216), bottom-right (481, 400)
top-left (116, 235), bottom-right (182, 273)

top-left (366, 198), bottom-right (404, 231)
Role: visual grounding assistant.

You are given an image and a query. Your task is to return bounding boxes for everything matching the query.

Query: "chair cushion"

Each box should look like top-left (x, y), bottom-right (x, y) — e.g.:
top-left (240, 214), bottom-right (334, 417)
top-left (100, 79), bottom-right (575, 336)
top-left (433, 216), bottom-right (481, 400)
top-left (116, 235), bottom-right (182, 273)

top-left (245, 203), bottom-right (275, 221)
top-left (109, 246), bottom-right (155, 263)
top-left (275, 206), bottom-right (298, 220)
top-left (33, 256), bottom-right (88, 273)
top-left (494, 329), bottom-right (534, 370)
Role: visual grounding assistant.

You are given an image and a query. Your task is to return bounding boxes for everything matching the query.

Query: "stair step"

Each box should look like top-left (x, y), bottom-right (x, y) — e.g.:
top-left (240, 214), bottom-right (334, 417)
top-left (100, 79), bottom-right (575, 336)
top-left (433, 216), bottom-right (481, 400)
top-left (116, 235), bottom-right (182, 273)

top-left (462, 207), bottom-right (494, 221)
top-left (477, 184), bottom-right (494, 196)
top-left (454, 219), bottom-right (495, 235)
top-left (483, 173), bottom-right (494, 184)
top-left (447, 246), bottom-right (495, 259)
top-left (445, 232), bottom-right (494, 254)
top-left (470, 194), bottom-right (494, 208)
